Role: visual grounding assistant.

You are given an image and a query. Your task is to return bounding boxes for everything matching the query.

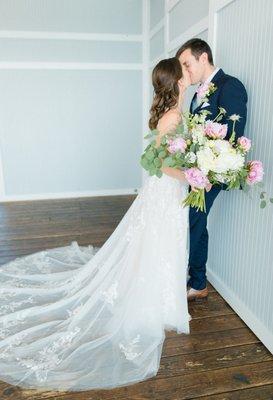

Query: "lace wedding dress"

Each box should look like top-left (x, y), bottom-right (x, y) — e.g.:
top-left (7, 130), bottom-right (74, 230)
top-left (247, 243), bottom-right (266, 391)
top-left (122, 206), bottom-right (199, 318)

top-left (0, 173), bottom-right (191, 391)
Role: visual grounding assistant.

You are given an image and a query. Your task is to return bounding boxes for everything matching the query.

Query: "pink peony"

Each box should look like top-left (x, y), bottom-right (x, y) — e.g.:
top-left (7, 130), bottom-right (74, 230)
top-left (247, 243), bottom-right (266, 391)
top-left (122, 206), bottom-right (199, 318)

top-left (204, 120), bottom-right (228, 139)
top-left (196, 82), bottom-right (210, 99)
top-left (167, 137), bottom-right (187, 154)
top-left (246, 160), bottom-right (264, 185)
top-left (237, 136), bottom-right (251, 152)
top-left (184, 167), bottom-right (210, 189)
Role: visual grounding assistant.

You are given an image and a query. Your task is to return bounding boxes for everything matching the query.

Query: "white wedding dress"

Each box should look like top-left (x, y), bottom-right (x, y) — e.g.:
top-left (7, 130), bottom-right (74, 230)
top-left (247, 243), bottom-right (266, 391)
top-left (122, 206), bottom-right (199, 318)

top-left (0, 173), bottom-right (191, 391)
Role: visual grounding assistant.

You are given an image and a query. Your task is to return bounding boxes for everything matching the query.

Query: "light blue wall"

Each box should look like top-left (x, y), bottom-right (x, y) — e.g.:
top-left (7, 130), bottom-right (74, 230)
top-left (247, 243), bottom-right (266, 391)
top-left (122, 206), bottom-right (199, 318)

top-left (0, 70), bottom-right (142, 195)
top-left (150, 0), bottom-right (164, 29)
top-left (0, 0), bottom-right (142, 34)
top-left (0, 0), bottom-right (143, 198)
top-left (169, 0), bottom-right (209, 41)
top-left (150, 27), bottom-right (164, 61)
top-left (149, 0), bottom-right (209, 112)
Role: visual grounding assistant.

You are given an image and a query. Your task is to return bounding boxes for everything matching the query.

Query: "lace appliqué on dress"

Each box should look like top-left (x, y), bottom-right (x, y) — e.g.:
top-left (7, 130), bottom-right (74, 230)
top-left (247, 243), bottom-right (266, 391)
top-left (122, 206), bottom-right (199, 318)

top-left (100, 281), bottom-right (118, 306)
top-left (119, 334), bottom-right (142, 361)
top-left (16, 327), bottom-right (81, 383)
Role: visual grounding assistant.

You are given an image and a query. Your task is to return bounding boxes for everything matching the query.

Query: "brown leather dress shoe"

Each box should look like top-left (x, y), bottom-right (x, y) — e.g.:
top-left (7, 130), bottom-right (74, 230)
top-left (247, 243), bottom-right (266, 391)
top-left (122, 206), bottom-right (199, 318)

top-left (187, 286), bottom-right (208, 301)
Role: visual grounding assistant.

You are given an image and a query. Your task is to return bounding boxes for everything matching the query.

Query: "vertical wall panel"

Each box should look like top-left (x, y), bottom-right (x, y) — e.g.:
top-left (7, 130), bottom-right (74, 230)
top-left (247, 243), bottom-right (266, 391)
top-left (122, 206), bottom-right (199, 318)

top-left (208, 0), bottom-right (273, 349)
top-left (150, 0), bottom-right (164, 29)
top-left (150, 27), bottom-right (164, 61)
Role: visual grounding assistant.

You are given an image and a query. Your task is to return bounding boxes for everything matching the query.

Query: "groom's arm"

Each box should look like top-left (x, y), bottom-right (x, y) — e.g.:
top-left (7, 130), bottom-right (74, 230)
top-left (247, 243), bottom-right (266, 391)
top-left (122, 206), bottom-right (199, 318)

top-left (218, 78), bottom-right (248, 141)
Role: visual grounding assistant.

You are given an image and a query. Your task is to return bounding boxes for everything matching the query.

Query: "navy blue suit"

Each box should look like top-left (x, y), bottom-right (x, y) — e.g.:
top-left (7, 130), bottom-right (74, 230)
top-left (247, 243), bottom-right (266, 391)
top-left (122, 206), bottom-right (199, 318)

top-left (187, 68), bottom-right (248, 290)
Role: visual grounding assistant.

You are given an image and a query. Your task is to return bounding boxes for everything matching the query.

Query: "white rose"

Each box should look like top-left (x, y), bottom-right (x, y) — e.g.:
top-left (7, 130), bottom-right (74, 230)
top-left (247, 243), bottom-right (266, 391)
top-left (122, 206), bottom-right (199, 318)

top-left (196, 147), bottom-right (216, 174)
top-left (213, 152), bottom-right (244, 173)
top-left (185, 151), bottom-right (197, 164)
top-left (213, 139), bottom-right (232, 154)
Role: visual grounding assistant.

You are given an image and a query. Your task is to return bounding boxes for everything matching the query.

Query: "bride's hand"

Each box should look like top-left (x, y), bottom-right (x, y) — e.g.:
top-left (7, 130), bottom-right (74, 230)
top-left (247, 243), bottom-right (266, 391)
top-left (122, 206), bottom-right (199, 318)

top-left (205, 182), bottom-right (212, 192)
top-left (178, 67), bottom-right (191, 93)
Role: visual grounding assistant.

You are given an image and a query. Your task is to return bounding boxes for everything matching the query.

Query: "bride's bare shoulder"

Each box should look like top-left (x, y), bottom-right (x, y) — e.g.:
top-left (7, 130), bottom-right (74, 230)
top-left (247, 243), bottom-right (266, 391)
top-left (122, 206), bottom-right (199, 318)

top-left (156, 109), bottom-right (181, 136)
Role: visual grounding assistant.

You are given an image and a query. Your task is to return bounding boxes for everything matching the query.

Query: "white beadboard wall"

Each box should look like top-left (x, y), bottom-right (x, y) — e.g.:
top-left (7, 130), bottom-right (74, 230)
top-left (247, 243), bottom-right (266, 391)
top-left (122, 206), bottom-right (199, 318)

top-left (148, 0), bottom-right (273, 354)
top-left (207, 0), bottom-right (273, 354)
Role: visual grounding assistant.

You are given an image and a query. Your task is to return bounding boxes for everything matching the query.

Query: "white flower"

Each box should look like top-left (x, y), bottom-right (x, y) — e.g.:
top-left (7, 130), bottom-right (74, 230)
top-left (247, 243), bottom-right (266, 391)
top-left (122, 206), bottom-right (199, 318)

top-left (229, 114), bottom-right (241, 122)
top-left (185, 151), bottom-right (197, 164)
top-left (192, 126), bottom-right (206, 145)
top-left (215, 174), bottom-right (231, 183)
top-left (212, 139), bottom-right (232, 154)
top-left (213, 152), bottom-right (244, 173)
top-left (196, 147), bottom-right (216, 174)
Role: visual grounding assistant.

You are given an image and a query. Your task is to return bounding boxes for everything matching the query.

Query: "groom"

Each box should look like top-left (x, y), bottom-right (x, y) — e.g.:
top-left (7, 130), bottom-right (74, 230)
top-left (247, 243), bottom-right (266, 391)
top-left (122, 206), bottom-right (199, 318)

top-left (176, 38), bottom-right (248, 301)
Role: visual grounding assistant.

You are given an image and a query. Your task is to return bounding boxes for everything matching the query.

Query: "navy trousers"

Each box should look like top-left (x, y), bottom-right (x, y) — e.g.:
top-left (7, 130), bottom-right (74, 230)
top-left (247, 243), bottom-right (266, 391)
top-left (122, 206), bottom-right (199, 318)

top-left (187, 184), bottom-right (224, 290)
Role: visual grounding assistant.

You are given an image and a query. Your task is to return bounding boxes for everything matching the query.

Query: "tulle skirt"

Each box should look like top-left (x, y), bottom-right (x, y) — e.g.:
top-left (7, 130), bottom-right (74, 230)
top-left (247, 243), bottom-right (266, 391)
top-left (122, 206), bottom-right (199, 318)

top-left (0, 174), bottom-right (191, 391)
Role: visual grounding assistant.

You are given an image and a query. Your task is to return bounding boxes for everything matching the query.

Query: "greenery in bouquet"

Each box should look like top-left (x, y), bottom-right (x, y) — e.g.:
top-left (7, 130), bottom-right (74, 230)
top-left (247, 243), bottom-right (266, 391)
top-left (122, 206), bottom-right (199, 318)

top-left (140, 107), bottom-right (270, 212)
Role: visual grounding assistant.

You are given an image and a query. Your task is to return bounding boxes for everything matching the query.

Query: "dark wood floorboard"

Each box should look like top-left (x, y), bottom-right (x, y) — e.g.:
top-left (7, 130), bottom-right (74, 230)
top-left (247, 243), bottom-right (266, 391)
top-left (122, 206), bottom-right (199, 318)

top-left (0, 196), bottom-right (273, 400)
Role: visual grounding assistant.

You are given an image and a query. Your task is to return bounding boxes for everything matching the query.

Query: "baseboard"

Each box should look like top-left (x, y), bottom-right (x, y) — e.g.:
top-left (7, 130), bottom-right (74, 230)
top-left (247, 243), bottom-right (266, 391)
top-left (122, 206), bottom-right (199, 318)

top-left (207, 266), bottom-right (273, 355)
top-left (0, 188), bottom-right (140, 203)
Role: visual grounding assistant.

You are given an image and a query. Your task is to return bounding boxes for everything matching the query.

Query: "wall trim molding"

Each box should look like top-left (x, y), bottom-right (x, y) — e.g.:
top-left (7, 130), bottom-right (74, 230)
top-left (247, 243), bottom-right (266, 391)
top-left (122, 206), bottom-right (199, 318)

top-left (167, 0), bottom-right (181, 13)
top-left (0, 30), bottom-right (143, 42)
top-left (168, 16), bottom-right (209, 53)
top-left (215, 0), bottom-right (236, 12)
top-left (0, 62), bottom-right (143, 70)
top-left (149, 18), bottom-right (164, 40)
top-left (142, 0), bottom-right (150, 184)
top-left (164, 0), bottom-right (169, 58)
top-left (208, 0), bottom-right (236, 61)
top-left (149, 52), bottom-right (165, 68)
top-left (0, 141), bottom-right (5, 198)
top-left (0, 187), bottom-right (140, 203)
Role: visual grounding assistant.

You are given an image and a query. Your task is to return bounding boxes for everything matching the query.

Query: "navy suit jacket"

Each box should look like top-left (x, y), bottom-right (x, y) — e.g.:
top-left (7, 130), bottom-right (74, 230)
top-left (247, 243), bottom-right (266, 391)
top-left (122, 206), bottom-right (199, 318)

top-left (190, 68), bottom-right (248, 190)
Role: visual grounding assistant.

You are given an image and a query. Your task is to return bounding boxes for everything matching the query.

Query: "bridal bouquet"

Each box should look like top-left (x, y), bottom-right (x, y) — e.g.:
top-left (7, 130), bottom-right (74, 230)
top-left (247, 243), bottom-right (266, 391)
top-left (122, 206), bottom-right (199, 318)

top-left (141, 107), bottom-right (266, 212)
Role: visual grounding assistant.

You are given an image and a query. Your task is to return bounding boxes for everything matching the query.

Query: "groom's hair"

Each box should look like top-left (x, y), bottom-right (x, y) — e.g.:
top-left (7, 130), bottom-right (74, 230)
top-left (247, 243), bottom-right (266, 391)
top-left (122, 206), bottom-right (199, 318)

top-left (175, 38), bottom-right (214, 65)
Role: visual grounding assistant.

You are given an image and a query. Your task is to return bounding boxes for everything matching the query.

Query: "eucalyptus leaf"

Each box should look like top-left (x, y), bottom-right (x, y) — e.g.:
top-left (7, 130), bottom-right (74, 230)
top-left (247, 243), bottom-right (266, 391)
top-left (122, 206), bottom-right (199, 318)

top-left (140, 158), bottom-right (149, 170)
top-left (163, 157), bottom-right (174, 167)
top-left (260, 200), bottom-right (267, 209)
top-left (158, 150), bottom-right (167, 158)
top-left (144, 133), bottom-right (153, 139)
top-left (146, 150), bottom-right (155, 161)
top-left (153, 158), bottom-right (162, 167)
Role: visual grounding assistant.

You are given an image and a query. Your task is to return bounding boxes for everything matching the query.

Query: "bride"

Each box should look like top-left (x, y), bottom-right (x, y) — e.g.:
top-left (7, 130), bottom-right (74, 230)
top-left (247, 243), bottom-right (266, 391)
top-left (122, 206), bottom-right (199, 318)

top-left (0, 57), bottom-right (192, 391)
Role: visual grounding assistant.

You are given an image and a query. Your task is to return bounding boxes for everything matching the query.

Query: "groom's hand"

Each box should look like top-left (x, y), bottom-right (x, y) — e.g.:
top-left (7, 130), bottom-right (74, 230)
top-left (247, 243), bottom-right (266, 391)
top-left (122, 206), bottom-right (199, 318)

top-left (190, 183), bottom-right (212, 192)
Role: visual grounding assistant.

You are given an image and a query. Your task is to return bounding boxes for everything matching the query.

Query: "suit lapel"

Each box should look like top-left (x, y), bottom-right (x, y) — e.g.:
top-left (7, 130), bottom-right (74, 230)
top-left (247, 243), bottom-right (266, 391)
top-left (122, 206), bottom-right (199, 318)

top-left (189, 91), bottom-right (197, 114)
top-left (190, 68), bottom-right (226, 113)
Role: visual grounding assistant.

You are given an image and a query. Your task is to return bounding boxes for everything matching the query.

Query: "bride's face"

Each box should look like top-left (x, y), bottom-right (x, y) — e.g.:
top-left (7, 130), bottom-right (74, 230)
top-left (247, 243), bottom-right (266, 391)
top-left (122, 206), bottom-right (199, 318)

top-left (178, 49), bottom-right (205, 85)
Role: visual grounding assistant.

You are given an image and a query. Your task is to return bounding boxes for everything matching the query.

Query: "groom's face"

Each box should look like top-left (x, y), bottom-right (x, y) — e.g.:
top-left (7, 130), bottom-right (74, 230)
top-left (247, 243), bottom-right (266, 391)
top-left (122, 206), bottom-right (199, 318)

top-left (178, 49), bottom-right (204, 85)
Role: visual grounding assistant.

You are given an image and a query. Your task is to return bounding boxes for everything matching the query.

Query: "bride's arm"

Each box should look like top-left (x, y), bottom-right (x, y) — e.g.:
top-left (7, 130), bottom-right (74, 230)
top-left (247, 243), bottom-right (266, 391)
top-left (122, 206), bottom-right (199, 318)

top-left (160, 165), bottom-right (186, 182)
top-left (155, 112), bottom-right (186, 183)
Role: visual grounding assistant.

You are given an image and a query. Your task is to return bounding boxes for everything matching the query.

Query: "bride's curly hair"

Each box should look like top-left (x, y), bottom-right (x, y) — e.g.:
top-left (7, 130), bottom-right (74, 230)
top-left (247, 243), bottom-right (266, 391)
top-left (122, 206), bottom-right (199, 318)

top-left (149, 57), bottom-right (182, 130)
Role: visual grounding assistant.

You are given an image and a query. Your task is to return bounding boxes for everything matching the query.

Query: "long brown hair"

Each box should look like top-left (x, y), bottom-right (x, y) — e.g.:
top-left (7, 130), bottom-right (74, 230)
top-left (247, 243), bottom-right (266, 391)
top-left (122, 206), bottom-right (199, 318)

top-left (149, 57), bottom-right (182, 130)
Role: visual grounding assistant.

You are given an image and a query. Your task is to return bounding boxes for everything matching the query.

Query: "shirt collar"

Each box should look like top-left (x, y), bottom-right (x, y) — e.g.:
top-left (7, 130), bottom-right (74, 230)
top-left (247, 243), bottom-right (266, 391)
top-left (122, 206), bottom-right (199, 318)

top-left (201, 67), bottom-right (220, 85)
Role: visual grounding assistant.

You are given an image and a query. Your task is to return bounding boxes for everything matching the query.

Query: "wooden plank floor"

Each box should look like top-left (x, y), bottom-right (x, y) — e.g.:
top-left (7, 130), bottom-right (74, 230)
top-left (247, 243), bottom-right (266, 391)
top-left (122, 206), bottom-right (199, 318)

top-left (1, 196), bottom-right (273, 400)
